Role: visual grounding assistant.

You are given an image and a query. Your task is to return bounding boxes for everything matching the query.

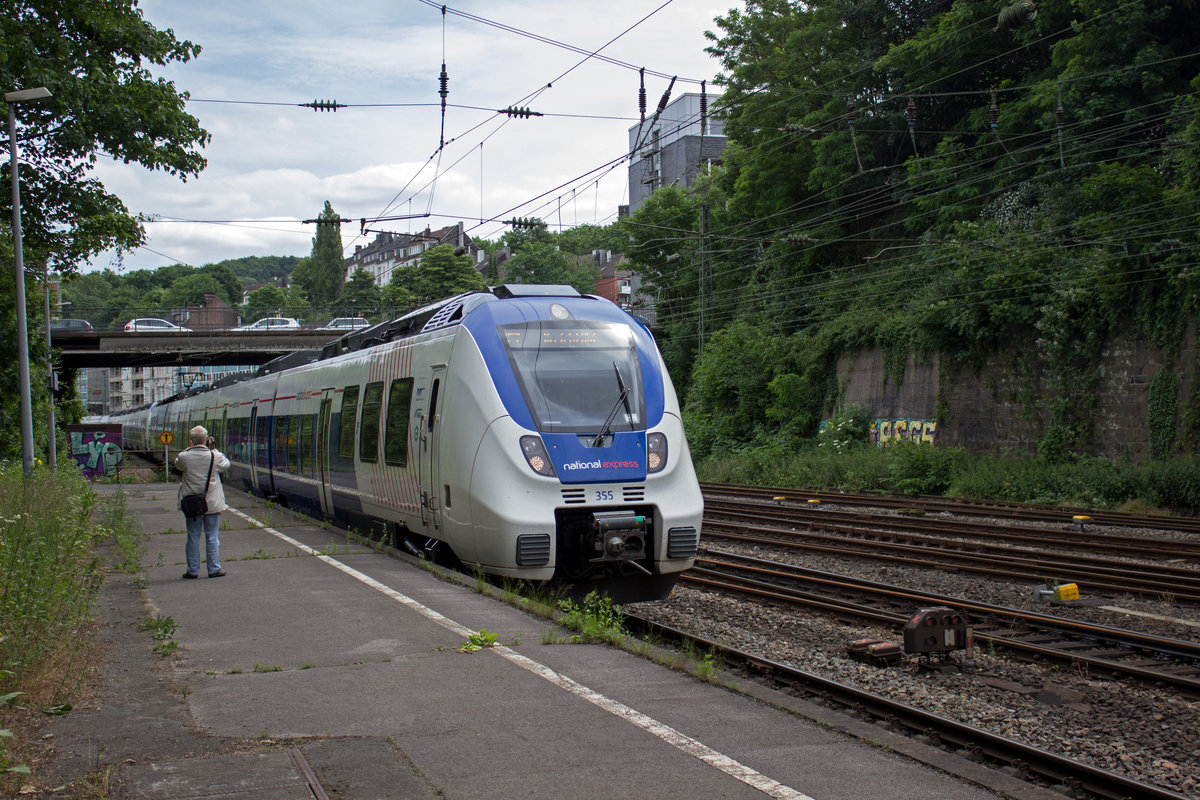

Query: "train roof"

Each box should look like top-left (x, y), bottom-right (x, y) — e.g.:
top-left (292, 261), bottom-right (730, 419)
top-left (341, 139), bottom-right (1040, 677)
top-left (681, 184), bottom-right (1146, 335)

top-left (157, 284), bottom-right (596, 402)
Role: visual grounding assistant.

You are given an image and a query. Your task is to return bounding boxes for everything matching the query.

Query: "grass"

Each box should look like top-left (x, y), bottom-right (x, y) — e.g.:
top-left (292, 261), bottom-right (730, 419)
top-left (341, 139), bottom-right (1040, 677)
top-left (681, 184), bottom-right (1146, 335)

top-left (138, 615), bottom-right (179, 641)
top-left (0, 467), bottom-right (141, 696)
top-left (697, 440), bottom-right (1200, 515)
top-left (555, 591), bottom-right (626, 646)
top-left (0, 467), bottom-right (146, 796)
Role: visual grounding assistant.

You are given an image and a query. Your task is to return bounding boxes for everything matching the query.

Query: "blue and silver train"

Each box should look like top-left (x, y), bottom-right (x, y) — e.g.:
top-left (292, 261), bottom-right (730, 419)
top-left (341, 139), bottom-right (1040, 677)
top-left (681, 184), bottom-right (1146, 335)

top-left (102, 285), bottom-right (703, 601)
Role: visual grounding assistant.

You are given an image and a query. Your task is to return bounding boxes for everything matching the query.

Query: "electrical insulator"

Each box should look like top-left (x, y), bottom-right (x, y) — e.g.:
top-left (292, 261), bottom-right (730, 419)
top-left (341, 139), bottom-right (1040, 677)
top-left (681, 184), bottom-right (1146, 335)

top-left (638, 67), bottom-right (647, 119)
top-left (906, 98), bottom-right (916, 128)
top-left (846, 98), bottom-right (855, 127)
top-left (504, 217), bottom-right (546, 230)
top-left (500, 106), bottom-right (542, 118)
top-left (439, 64), bottom-right (449, 100)
top-left (994, 0), bottom-right (1037, 32)
top-left (300, 99), bottom-right (342, 112)
top-left (656, 76), bottom-right (677, 115)
top-left (1056, 100), bottom-right (1065, 131)
top-left (990, 90), bottom-right (999, 130)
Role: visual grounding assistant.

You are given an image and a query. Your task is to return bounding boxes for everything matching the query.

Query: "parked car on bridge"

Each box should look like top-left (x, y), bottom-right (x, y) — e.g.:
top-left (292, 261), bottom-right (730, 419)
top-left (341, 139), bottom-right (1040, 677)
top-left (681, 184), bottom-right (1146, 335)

top-left (124, 317), bottom-right (191, 332)
top-left (319, 317), bottom-right (370, 332)
top-left (232, 316), bottom-right (301, 332)
top-left (50, 318), bottom-right (94, 332)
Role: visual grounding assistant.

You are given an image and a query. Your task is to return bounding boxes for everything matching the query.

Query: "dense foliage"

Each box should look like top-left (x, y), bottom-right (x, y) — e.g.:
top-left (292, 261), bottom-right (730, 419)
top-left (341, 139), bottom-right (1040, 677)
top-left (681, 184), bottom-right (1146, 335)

top-left (0, 0), bottom-right (209, 273)
top-left (623, 0), bottom-right (1200, 462)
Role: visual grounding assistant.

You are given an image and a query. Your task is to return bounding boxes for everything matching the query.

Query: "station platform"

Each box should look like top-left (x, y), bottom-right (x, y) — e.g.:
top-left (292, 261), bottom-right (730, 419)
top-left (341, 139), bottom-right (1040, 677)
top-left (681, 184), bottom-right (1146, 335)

top-left (33, 483), bottom-right (1049, 800)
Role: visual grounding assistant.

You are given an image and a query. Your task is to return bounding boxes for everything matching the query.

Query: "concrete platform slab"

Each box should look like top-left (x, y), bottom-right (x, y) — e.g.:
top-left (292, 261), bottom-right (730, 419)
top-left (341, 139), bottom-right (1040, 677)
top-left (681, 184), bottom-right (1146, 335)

top-left (54, 482), bottom-right (1025, 800)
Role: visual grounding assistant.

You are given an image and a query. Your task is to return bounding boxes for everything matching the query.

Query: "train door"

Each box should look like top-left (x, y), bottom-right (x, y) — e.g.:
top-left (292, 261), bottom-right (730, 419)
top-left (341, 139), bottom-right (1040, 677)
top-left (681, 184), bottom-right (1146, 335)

top-left (418, 368), bottom-right (445, 533)
top-left (248, 401), bottom-right (261, 494)
top-left (316, 389), bottom-right (334, 516)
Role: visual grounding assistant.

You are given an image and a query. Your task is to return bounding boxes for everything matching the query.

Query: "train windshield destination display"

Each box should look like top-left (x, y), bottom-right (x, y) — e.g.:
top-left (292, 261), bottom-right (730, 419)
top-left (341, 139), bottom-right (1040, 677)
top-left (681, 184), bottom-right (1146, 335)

top-left (500, 321), bottom-right (645, 434)
top-left (503, 326), bottom-right (608, 349)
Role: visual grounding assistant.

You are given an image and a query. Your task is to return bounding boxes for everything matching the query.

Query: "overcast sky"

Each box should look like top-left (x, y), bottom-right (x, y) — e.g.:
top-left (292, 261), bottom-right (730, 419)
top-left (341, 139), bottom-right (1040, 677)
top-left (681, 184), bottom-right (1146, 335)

top-left (88, 0), bottom-right (735, 274)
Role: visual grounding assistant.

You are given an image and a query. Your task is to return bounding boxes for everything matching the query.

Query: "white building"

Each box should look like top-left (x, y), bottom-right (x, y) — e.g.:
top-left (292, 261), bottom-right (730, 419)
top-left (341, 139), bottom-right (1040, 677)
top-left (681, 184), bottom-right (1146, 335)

top-left (346, 222), bottom-right (485, 287)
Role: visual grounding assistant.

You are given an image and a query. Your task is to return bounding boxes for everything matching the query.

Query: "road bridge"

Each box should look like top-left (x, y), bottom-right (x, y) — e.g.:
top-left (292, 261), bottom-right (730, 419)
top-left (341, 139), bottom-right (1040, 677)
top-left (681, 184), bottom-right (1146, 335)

top-left (50, 329), bottom-right (348, 369)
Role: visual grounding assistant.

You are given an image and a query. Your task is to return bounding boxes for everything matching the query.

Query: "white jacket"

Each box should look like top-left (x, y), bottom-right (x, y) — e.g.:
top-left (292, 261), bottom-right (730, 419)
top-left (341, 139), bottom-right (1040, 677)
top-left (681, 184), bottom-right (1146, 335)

top-left (175, 445), bottom-right (231, 514)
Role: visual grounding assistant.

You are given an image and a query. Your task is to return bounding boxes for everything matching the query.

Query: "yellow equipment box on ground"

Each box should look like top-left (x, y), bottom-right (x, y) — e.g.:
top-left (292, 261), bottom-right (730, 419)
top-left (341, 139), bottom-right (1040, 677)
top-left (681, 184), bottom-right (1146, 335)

top-left (1054, 583), bottom-right (1080, 601)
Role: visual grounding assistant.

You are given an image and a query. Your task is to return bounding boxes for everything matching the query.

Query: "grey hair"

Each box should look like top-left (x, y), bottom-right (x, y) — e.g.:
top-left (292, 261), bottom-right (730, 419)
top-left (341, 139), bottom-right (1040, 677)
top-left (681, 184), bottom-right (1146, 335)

top-left (189, 425), bottom-right (208, 445)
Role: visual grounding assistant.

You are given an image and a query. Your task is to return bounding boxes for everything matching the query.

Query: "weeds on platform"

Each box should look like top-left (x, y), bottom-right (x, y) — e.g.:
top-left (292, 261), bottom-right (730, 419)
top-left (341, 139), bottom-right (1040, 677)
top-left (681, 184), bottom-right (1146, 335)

top-left (556, 591), bottom-right (626, 645)
top-left (0, 465), bottom-right (144, 795)
top-left (0, 465), bottom-right (131, 696)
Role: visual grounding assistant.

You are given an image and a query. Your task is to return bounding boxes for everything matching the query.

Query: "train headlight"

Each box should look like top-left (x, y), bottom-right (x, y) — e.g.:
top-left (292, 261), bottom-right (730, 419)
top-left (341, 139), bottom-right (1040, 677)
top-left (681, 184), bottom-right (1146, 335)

top-left (520, 435), bottom-right (557, 477)
top-left (646, 432), bottom-right (667, 473)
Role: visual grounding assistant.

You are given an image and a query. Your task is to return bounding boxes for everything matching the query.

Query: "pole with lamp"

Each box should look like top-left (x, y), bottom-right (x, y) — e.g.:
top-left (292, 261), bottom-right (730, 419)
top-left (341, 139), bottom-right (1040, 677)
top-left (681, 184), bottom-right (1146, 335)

top-left (6, 86), bottom-right (53, 478)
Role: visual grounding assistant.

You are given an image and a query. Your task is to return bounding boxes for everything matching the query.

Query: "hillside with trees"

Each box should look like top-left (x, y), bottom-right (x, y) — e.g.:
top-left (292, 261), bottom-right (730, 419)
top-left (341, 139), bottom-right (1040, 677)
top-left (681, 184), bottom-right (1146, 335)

top-left (622, 0), bottom-right (1200, 463)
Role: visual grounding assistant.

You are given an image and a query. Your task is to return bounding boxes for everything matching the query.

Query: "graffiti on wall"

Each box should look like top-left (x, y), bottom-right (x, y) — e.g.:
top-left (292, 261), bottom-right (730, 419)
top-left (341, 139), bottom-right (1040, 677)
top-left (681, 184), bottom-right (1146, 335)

top-left (67, 424), bottom-right (124, 479)
top-left (818, 418), bottom-right (938, 445)
top-left (870, 418), bottom-right (937, 445)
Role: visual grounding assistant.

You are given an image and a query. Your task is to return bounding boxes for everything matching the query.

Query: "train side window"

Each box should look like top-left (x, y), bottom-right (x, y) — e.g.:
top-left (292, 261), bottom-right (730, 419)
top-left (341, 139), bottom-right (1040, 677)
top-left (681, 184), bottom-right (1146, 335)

top-left (275, 415), bottom-right (289, 470)
top-left (292, 415), bottom-right (302, 472)
top-left (427, 379), bottom-right (440, 432)
top-left (300, 414), bottom-right (315, 475)
top-left (338, 385), bottom-right (360, 462)
top-left (384, 378), bottom-right (414, 467)
top-left (359, 382), bottom-right (384, 463)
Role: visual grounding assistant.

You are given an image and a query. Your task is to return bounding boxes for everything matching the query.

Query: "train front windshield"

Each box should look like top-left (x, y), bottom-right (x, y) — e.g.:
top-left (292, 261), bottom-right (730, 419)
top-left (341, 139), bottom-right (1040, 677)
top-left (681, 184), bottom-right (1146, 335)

top-left (500, 321), bottom-right (645, 434)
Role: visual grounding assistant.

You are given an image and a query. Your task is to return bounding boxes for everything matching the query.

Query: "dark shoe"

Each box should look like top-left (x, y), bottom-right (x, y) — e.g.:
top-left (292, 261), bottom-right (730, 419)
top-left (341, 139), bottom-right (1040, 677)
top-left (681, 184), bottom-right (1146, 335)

top-left (208, 569), bottom-right (226, 578)
top-left (182, 572), bottom-right (198, 579)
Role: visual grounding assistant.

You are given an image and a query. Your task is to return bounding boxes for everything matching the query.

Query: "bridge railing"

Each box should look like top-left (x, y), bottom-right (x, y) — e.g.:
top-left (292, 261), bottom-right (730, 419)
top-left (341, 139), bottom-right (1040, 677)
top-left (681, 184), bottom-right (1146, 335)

top-left (54, 306), bottom-right (411, 333)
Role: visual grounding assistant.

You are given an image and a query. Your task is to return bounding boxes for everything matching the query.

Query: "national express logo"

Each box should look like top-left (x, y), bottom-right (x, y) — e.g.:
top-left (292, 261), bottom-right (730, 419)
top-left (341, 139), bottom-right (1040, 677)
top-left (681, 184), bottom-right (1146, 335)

top-left (562, 459), bottom-right (641, 471)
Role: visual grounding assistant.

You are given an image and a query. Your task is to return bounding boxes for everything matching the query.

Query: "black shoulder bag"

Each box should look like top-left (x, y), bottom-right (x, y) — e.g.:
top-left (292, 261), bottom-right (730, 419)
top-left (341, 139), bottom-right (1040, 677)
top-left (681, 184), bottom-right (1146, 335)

top-left (181, 451), bottom-right (215, 518)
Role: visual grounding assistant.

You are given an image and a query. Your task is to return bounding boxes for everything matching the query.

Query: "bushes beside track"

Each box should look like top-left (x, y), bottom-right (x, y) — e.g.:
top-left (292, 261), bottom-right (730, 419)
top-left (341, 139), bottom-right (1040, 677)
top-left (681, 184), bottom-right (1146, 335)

top-left (695, 443), bottom-right (1200, 515)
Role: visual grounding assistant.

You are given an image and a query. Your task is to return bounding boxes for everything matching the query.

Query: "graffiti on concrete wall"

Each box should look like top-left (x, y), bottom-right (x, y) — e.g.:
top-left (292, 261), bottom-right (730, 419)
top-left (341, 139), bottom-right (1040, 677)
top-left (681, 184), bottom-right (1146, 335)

top-left (870, 418), bottom-right (937, 445)
top-left (67, 424), bottom-right (124, 479)
top-left (819, 418), bottom-right (938, 445)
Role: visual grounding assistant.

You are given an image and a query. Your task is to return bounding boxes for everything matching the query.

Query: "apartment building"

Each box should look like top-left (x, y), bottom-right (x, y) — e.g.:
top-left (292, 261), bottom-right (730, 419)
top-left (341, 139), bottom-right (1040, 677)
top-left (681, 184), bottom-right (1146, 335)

top-left (346, 222), bottom-right (485, 287)
top-left (626, 92), bottom-right (726, 215)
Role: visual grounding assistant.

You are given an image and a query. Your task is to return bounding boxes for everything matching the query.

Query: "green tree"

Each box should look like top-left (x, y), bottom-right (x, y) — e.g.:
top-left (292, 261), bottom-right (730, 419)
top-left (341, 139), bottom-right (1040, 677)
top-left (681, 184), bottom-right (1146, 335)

top-left (301, 202), bottom-right (346, 306)
top-left (388, 245), bottom-right (485, 305)
top-left (1, 0), bottom-right (209, 273)
top-left (340, 268), bottom-right (382, 309)
top-left (200, 262), bottom-right (244, 305)
top-left (243, 284), bottom-right (288, 323)
top-left (163, 273), bottom-right (223, 308)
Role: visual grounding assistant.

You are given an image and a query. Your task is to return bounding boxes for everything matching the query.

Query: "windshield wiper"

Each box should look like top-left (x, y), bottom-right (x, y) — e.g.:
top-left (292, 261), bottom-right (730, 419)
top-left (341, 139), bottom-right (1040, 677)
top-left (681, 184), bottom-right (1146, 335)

top-left (592, 362), bottom-right (633, 447)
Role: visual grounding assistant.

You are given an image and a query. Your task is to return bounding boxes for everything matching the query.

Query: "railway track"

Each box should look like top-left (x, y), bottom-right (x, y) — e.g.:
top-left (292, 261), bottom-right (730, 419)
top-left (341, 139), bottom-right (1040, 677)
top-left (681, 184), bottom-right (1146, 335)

top-left (701, 482), bottom-right (1200, 534)
top-left (623, 611), bottom-right (1193, 800)
top-left (686, 549), bottom-right (1200, 699)
top-left (700, 504), bottom-right (1200, 604)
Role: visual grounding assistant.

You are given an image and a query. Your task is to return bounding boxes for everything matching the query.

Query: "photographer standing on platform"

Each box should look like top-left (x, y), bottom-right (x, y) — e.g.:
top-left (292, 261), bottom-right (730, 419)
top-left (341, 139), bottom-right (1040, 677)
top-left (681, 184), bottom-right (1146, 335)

top-left (175, 425), bottom-right (230, 579)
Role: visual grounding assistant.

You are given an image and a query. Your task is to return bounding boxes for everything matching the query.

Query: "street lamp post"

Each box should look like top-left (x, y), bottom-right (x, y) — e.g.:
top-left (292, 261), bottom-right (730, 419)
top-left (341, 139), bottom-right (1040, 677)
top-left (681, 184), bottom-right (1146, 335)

top-left (6, 86), bottom-right (52, 477)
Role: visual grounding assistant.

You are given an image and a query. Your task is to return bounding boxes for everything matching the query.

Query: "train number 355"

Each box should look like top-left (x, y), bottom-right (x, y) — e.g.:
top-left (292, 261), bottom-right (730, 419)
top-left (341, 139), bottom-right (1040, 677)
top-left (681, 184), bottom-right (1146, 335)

top-left (594, 490), bottom-right (615, 502)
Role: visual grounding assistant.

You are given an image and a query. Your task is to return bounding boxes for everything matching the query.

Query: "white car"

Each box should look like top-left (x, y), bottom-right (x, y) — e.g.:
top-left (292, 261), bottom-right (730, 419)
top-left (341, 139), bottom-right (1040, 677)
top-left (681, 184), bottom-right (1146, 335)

top-left (320, 317), bottom-right (370, 332)
top-left (232, 317), bottom-right (301, 332)
top-left (124, 317), bottom-right (191, 332)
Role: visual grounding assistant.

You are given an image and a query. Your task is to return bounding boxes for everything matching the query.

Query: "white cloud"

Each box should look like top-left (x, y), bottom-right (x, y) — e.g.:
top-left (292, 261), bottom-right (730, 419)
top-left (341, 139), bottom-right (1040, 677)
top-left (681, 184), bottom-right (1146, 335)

top-left (87, 0), bottom-right (737, 272)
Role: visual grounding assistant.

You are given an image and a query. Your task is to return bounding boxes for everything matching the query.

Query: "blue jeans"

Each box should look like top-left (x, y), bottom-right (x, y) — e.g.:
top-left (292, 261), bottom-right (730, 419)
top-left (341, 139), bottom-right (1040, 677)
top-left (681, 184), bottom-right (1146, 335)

top-left (185, 513), bottom-right (222, 575)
